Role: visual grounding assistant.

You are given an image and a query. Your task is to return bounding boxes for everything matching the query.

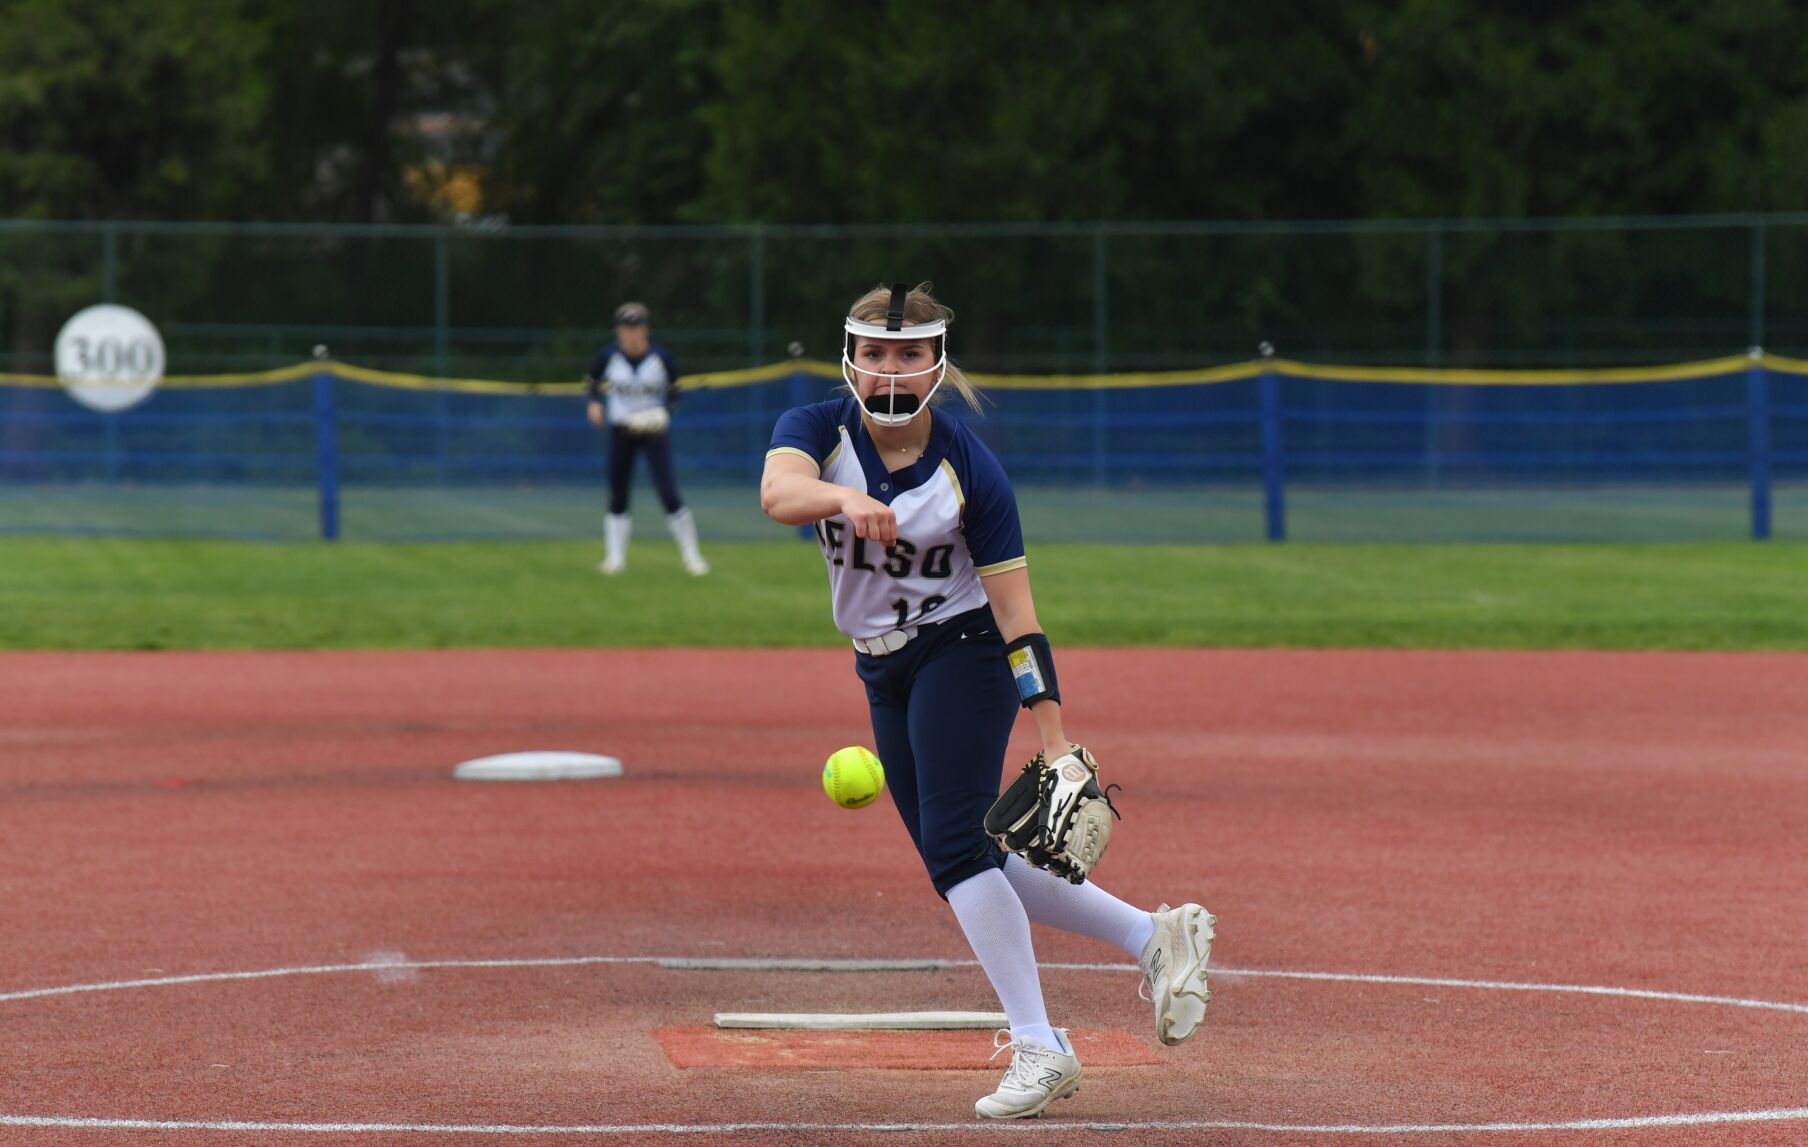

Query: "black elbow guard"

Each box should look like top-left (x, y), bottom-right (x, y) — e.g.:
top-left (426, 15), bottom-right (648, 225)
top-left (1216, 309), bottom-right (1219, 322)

top-left (1004, 632), bottom-right (1060, 708)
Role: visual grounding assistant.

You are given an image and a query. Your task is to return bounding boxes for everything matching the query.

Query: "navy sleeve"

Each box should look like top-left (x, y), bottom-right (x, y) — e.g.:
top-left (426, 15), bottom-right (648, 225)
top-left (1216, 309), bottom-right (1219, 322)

top-left (657, 346), bottom-right (681, 408)
top-left (960, 438), bottom-right (1026, 573)
top-left (585, 345), bottom-right (615, 401)
top-left (767, 402), bottom-right (840, 471)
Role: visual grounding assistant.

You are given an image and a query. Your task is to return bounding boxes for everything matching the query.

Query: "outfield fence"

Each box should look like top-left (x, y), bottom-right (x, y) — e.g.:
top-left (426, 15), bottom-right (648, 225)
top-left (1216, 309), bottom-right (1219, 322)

top-left (2, 354), bottom-right (1804, 544)
top-left (5, 214), bottom-right (1808, 543)
top-left (5, 214), bottom-right (1808, 379)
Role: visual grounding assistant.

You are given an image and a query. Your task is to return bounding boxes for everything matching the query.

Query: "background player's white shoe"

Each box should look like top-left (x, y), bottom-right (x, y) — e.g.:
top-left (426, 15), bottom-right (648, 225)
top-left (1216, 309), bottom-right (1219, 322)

top-left (974, 1031), bottom-right (1081, 1120)
top-left (682, 555), bottom-right (709, 576)
top-left (1140, 903), bottom-right (1215, 1045)
top-left (598, 556), bottom-right (625, 575)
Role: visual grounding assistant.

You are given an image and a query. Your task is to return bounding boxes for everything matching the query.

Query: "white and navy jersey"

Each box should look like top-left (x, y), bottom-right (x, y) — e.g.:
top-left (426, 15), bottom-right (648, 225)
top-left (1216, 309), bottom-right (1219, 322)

top-left (586, 342), bottom-right (680, 425)
top-left (768, 397), bottom-right (1026, 641)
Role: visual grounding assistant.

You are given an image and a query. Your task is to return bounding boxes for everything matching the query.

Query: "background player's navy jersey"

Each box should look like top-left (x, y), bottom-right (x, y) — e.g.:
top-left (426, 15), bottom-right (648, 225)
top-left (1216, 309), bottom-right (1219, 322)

top-left (586, 343), bottom-right (679, 425)
top-left (768, 397), bottom-right (1025, 640)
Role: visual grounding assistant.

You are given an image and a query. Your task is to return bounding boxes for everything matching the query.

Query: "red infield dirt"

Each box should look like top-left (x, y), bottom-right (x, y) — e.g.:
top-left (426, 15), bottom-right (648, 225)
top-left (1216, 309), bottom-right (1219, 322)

top-left (2, 648), bottom-right (1806, 1146)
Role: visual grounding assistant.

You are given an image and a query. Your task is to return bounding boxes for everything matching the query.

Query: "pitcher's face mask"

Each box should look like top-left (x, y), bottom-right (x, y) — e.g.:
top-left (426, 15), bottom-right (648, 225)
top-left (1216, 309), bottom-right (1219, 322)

top-left (841, 283), bottom-right (947, 427)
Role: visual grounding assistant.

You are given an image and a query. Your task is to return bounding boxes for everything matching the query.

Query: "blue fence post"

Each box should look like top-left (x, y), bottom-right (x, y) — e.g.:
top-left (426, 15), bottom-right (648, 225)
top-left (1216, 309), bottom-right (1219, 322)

top-left (313, 366), bottom-right (340, 541)
top-left (1258, 343), bottom-right (1286, 542)
top-left (749, 227), bottom-right (770, 478)
top-left (103, 413), bottom-right (121, 484)
top-left (1746, 348), bottom-right (1771, 542)
top-left (1424, 226), bottom-right (1443, 486)
top-left (433, 231), bottom-right (451, 484)
top-left (1091, 226), bottom-right (1109, 487)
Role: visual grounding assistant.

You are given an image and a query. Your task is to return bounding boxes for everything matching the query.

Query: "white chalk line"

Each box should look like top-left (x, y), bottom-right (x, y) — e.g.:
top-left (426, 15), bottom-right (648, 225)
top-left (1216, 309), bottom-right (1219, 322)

top-left (3, 953), bottom-right (1805, 1136)
top-left (3, 1110), bottom-right (1808, 1135)
top-left (5, 955), bottom-right (1807, 1017)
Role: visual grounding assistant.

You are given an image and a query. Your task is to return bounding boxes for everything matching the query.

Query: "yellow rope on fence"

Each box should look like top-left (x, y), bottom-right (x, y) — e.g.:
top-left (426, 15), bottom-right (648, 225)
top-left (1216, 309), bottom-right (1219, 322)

top-left (1, 353), bottom-right (1797, 392)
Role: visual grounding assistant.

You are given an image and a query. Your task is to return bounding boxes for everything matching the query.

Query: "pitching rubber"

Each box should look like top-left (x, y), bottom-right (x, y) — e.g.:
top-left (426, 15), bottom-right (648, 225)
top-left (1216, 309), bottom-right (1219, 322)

top-left (714, 1011), bottom-right (1008, 1030)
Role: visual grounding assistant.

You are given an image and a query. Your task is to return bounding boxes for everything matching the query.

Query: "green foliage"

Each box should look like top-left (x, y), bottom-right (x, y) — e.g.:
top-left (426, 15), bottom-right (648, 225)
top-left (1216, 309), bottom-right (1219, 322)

top-left (693, 2), bottom-right (1366, 225)
top-left (0, 1), bottom-right (272, 363)
top-left (242, 0), bottom-right (508, 223)
top-left (0, 0), bottom-right (271, 219)
top-left (5, 2), bottom-right (1807, 372)
top-left (471, 0), bottom-right (721, 225)
top-left (1347, 1), bottom-right (1808, 218)
top-left (7, 2), bottom-right (1807, 226)
top-left (2, 538), bottom-right (1804, 651)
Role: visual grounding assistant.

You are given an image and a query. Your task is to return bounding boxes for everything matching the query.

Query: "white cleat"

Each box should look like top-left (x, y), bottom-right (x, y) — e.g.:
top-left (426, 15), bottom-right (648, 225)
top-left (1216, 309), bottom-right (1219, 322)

top-left (1140, 902), bottom-right (1216, 1045)
top-left (682, 556), bottom-right (709, 576)
top-left (974, 1030), bottom-right (1082, 1120)
top-left (598, 557), bottom-right (625, 575)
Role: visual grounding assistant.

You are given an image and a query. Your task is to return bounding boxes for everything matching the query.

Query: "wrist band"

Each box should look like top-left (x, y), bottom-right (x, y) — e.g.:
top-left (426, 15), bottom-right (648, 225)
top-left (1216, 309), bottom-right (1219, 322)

top-left (1004, 632), bottom-right (1060, 708)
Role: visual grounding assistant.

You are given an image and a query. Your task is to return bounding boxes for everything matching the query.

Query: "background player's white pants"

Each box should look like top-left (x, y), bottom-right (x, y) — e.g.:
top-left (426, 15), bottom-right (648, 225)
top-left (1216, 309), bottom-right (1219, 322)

top-left (946, 868), bottom-right (1066, 1052)
top-left (1001, 853), bottom-right (1155, 958)
top-left (604, 513), bottom-right (632, 567)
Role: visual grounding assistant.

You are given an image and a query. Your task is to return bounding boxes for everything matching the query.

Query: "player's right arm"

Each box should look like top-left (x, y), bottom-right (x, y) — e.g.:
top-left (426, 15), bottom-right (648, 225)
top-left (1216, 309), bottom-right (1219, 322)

top-left (760, 454), bottom-right (895, 544)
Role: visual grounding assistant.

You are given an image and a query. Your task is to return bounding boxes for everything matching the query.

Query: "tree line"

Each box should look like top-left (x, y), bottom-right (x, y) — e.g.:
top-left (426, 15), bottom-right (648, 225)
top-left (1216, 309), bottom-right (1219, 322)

top-left (4, 0), bottom-right (1805, 226)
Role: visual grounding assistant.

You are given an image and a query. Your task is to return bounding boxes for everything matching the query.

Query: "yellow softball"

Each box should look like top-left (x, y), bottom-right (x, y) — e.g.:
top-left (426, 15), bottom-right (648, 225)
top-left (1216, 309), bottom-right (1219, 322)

top-left (822, 745), bottom-right (885, 809)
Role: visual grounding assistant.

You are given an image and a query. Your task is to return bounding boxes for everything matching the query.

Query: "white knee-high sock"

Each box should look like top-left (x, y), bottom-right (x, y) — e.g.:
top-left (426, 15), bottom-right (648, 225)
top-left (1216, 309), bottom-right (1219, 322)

top-left (604, 513), bottom-right (631, 563)
top-left (665, 507), bottom-right (703, 563)
top-left (945, 868), bottom-right (1066, 1052)
top-left (1001, 853), bottom-right (1155, 959)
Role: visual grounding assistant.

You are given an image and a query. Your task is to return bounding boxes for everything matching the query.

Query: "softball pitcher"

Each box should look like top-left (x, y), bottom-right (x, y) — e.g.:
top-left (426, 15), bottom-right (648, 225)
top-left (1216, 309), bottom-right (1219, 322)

top-left (759, 283), bottom-right (1216, 1120)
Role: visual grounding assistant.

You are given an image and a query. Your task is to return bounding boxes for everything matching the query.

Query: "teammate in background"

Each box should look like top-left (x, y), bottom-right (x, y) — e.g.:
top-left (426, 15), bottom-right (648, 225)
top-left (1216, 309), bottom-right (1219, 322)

top-left (585, 301), bottom-right (707, 576)
top-left (759, 283), bottom-right (1216, 1121)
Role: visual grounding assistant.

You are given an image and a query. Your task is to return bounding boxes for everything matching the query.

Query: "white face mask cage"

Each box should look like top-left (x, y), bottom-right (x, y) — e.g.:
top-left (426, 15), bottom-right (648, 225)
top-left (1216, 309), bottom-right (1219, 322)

top-left (841, 284), bottom-right (948, 427)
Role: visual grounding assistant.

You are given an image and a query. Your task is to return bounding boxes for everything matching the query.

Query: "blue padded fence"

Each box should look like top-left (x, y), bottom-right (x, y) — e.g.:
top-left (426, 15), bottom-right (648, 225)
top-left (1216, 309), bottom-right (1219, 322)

top-left (1, 356), bottom-right (1804, 543)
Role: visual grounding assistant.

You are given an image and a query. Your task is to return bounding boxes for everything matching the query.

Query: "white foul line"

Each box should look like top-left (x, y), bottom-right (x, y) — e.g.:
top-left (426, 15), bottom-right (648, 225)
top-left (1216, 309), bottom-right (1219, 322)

top-left (3, 1109), bottom-right (1808, 1135)
top-left (1214, 967), bottom-right (1808, 1016)
top-left (3, 953), bottom-right (1805, 1136)
top-left (0, 956), bottom-right (657, 1005)
top-left (5, 955), bottom-right (1807, 1017)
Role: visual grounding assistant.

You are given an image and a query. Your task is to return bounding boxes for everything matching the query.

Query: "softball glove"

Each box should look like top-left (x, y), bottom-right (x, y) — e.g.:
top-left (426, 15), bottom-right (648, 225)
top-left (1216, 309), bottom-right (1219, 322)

top-left (622, 407), bottom-right (670, 436)
top-left (983, 745), bottom-right (1121, 884)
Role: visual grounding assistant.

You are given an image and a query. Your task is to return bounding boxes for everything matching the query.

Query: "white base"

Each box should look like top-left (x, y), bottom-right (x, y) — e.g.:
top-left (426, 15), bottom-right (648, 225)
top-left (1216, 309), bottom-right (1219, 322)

top-left (452, 751), bottom-right (624, 781)
top-left (713, 1011), bottom-right (1008, 1030)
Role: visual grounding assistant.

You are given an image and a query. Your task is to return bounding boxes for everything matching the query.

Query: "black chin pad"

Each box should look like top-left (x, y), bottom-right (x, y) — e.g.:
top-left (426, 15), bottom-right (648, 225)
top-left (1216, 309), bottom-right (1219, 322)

top-left (863, 391), bottom-right (921, 415)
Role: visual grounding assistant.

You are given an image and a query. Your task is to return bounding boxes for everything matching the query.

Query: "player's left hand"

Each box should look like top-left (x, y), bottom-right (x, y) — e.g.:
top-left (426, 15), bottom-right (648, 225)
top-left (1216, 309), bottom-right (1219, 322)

top-left (984, 745), bottom-right (1122, 884)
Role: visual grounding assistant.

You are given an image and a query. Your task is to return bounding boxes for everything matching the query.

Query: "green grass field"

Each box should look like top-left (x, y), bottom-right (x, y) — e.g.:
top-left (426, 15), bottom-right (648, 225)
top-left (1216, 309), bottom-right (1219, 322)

top-left (2, 538), bottom-right (1804, 651)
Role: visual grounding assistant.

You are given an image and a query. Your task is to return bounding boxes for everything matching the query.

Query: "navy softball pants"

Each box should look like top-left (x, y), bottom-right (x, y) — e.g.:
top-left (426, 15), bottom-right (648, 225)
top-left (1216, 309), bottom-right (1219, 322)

top-left (607, 424), bottom-right (684, 515)
top-left (855, 604), bottom-right (1021, 898)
